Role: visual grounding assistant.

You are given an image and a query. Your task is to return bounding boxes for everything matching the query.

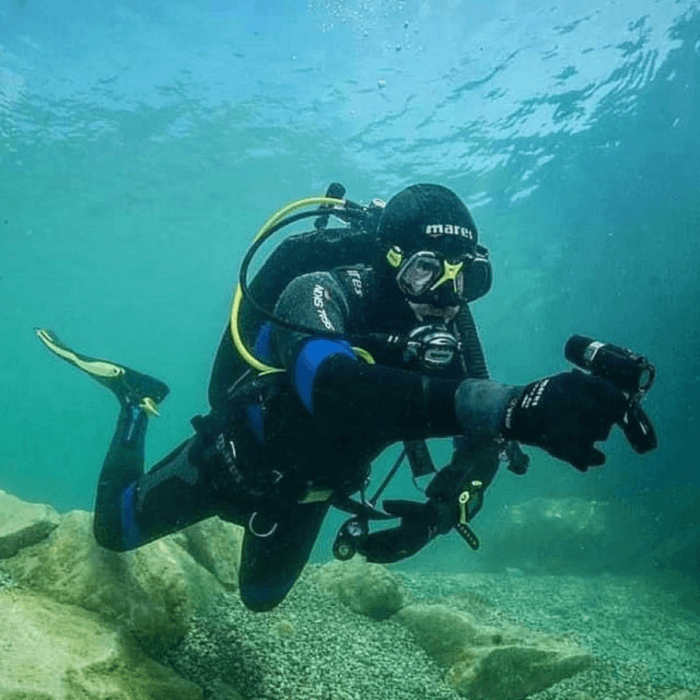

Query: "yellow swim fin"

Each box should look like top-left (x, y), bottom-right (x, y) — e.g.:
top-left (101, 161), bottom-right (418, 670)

top-left (35, 328), bottom-right (169, 415)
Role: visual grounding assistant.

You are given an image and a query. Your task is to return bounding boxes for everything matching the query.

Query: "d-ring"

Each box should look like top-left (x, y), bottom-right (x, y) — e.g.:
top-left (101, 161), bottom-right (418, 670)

top-left (248, 511), bottom-right (278, 538)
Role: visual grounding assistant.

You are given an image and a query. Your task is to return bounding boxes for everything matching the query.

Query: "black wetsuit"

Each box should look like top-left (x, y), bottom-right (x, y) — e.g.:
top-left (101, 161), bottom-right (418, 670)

top-left (93, 265), bottom-right (495, 611)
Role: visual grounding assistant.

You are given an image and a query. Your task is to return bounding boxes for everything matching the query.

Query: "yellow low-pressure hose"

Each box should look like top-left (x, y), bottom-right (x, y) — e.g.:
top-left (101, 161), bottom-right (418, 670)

top-left (230, 196), bottom-right (346, 373)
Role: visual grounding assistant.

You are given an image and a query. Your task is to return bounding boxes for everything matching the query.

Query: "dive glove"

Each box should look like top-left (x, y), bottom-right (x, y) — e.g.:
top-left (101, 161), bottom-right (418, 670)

top-left (502, 370), bottom-right (627, 471)
top-left (358, 499), bottom-right (452, 564)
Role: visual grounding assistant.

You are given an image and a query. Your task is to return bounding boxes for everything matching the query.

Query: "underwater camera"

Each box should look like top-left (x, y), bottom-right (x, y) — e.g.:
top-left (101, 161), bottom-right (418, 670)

top-left (565, 335), bottom-right (657, 454)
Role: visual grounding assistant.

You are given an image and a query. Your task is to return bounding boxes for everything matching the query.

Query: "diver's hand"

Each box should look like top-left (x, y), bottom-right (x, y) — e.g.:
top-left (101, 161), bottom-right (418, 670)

top-left (383, 498), bottom-right (458, 535)
top-left (504, 440), bottom-right (530, 475)
top-left (357, 500), bottom-right (439, 564)
top-left (503, 370), bottom-right (627, 472)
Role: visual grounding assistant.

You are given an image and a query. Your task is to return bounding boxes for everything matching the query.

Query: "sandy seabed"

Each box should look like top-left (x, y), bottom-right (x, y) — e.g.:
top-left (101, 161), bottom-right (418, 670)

top-left (164, 569), bottom-right (700, 700)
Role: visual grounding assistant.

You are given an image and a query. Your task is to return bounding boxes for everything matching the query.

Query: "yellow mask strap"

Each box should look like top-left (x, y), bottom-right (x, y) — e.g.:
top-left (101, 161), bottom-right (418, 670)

top-left (386, 246), bottom-right (403, 268)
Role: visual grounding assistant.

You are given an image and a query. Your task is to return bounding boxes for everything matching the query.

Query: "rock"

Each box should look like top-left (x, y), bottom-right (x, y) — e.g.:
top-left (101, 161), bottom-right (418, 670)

top-left (171, 516), bottom-right (243, 592)
top-left (312, 557), bottom-right (410, 620)
top-left (2, 510), bottom-right (239, 654)
top-left (484, 497), bottom-right (645, 575)
top-left (396, 603), bottom-right (500, 666)
top-left (666, 691), bottom-right (700, 700)
top-left (0, 489), bottom-right (60, 559)
top-left (446, 643), bottom-right (594, 700)
top-left (208, 680), bottom-right (246, 700)
top-left (0, 588), bottom-right (203, 700)
top-left (397, 602), bottom-right (594, 700)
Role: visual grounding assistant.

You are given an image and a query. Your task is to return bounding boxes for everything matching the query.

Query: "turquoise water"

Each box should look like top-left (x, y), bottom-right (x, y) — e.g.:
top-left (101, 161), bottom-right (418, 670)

top-left (1, 1), bottom-right (698, 579)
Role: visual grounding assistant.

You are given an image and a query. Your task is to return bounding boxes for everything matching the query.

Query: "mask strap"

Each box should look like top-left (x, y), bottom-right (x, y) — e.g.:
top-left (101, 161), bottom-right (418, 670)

top-left (386, 246), bottom-right (403, 268)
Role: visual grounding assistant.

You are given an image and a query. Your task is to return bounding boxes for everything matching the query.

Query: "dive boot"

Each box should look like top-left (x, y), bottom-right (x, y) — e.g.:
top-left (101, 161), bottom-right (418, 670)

top-left (35, 328), bottom-right (169, 416)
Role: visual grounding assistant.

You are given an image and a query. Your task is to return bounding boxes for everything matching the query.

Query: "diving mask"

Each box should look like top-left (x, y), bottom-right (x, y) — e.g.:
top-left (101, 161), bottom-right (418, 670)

top-left (390, 249), bottom-right (472, 303)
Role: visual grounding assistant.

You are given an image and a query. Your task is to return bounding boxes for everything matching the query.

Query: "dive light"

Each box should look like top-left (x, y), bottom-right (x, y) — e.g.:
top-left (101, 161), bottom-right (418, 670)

top-left (565, 335), bottom-right (657, 454)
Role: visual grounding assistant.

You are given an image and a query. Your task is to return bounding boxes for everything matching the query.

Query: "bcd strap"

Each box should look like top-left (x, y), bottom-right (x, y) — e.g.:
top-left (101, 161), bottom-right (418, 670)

top-left (455, 522), bottom-right (480, 550)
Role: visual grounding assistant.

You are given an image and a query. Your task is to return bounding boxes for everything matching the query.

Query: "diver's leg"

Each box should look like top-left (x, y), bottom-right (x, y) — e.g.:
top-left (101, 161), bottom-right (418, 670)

top-left (238, 500), bottom-right (330, 612)
top-left (95, 421), bottom-right (246, 551)
top-left (92, 399), bottom-right (260, 556)
top-left (93, 402), bottom-right (151, 549)
top-left (34, 328), bottom-right (182, 548)
top-left (35, 328), bottom-right (251, 550)
top-left (96, 405), bottom-right (263, 551)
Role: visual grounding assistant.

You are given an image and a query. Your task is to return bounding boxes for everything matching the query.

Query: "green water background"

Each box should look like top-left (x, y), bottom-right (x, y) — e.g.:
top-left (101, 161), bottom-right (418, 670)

top-left (1, 0), bottom-right (698, 576)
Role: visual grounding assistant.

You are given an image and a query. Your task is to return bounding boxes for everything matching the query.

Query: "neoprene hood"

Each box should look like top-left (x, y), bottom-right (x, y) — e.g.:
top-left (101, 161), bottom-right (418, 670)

top-left (376, 184), bottom-right (479, 260)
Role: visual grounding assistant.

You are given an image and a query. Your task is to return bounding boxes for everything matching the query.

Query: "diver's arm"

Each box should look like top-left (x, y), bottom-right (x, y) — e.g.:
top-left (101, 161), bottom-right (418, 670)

top-left (272, 272), bottom-right (464, 440)
top-left (271, 271), bottom-right (353, 369)
top-left (310, 355), bottom-right (628, 470)
top-left (272, 274), bottom-right (628, 467)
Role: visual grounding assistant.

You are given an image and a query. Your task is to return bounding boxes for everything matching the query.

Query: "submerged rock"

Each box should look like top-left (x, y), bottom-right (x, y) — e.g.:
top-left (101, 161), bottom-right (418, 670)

top-left (312, 556), bottom-right (411, 619)
top-left (0, 492), bottom-right (249, 698)
top-left (2, 509), bottom-right (242, 654)
top-left (397, 602), bottom-right (594, 700)
top-left (0, 489), bottom-right (60, 559)
top-left (172, 516), bottom-right (243, 592)
top-left (395, 603), bottom-right (496, 666)
top-left (0, 588), bottom-right (202, 700)
top-left (316, 558), bottom-right (593, 699)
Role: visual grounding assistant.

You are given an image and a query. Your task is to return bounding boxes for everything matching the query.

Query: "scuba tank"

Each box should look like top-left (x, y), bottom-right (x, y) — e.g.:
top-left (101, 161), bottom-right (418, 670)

top-left (208, 183), bottom-right (384, 409)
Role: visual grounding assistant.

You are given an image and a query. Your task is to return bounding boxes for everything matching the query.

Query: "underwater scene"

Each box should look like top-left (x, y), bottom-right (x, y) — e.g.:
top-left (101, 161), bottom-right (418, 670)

top-left (1, 0), bottom-right (699, 698)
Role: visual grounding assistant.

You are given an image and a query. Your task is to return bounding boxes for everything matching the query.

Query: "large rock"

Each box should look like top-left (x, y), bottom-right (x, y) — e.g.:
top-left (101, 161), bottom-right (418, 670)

top-left (172, 516), bottom-right (243, 592)
top-left (395, 602), bottom-right (497, 666)
top-left (483, 497), bottom-right (645, 575)
top-left (312, 556), bottom-right (411, 619)
top-left (397, 602), bottom-right (594, 700)
top-left (0, 489), bottom-right (60, 559)
top-left (0, 588), bottom-right (203, 700)
top-left (2, 509), bottom-right (243, 654)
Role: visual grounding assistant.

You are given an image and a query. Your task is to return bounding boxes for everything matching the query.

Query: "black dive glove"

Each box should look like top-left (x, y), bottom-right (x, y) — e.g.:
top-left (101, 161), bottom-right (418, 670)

top-left (358, 499), bottom-right (454, 564)
top-left (503, 370), bottom-right (627, 472)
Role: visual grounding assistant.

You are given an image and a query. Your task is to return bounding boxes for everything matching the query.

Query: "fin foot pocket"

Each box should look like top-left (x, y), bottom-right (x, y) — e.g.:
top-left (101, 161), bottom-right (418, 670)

top-left (35, 328), bottom-right (169, 410)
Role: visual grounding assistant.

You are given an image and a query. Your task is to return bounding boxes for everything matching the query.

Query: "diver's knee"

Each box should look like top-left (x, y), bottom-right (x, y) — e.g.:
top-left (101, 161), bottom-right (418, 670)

top-left (239, 581), bottom-right (291, 612)
top-left (240, 596), bottom-right (282, 613)
top-left (92, 517), bottom-right (131, 552)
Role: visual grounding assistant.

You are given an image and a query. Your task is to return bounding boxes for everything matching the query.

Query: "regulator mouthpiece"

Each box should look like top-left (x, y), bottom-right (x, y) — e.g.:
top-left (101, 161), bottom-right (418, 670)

top-left (403, 324), bottom-right (459, 370)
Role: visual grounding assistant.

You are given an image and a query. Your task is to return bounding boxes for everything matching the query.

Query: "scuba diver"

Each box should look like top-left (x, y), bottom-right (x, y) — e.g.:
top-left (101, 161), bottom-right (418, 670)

top-left (36, 183), bottom-right (654, 612)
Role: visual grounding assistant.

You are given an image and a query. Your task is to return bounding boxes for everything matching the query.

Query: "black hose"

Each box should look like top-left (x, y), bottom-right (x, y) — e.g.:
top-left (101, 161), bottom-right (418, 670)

top-left (455, 304), bottom-right (489, 379)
